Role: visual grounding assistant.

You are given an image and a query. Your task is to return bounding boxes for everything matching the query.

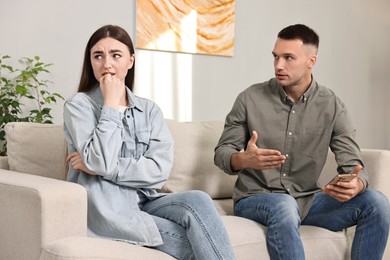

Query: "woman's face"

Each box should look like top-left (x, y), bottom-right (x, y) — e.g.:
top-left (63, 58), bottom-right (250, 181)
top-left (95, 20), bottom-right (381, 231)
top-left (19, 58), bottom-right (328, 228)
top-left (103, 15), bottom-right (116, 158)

top-left (90, 37), bottom-right (134, 84)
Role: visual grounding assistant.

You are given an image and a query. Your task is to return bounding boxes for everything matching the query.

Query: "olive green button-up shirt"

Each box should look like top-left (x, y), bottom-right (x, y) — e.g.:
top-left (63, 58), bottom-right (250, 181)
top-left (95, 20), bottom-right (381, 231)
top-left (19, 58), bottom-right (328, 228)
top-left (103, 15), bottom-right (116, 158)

top-left (214, 78), bottom-right (368, 218)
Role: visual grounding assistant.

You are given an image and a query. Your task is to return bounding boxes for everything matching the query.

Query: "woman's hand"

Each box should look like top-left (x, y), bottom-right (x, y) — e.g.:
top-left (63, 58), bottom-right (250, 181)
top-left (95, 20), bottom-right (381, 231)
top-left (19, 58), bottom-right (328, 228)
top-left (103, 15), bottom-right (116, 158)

top-left (66, 152), bottom-right (97, 176)
top-left (99, 73), bottom-right (125, 109)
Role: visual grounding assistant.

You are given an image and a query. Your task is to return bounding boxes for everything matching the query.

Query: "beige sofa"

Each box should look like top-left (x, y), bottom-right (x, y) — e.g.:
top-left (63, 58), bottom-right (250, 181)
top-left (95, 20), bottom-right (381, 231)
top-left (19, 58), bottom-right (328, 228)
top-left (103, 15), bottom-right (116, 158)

top-left (0, 120), bottom-right (389, 260)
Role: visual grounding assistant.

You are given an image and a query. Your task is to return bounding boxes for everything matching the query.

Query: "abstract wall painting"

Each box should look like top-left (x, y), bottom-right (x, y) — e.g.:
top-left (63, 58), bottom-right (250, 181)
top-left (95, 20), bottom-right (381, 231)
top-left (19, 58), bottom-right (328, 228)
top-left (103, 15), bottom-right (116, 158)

top-left (136, 0), bottom-right (235, 57)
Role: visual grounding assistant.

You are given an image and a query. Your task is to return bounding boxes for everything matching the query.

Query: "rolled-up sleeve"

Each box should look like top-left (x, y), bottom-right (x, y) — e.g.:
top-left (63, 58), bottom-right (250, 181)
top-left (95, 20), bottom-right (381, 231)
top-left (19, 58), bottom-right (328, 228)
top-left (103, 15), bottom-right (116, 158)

top-left (214, 92), bottom-right (249, 175)
top-left (64, 98), bottom-right (123, 178)
top-left (330, 98), bottom-right (369, 189)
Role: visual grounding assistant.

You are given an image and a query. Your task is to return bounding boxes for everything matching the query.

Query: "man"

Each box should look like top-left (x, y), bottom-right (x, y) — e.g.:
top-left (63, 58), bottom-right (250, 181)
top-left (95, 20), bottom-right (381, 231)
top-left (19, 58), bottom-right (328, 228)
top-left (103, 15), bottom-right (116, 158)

top-left (214, 24), bottom-right (389, 259)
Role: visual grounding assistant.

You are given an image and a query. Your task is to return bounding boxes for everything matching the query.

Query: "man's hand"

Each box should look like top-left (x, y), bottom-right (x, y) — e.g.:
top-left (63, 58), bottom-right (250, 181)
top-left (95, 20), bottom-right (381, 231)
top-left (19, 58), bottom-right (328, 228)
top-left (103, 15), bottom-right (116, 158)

top-left (322, 165), bottom-right (364, 202)
top-left (66, 152), bottom-right (97, 176)
top-left (231, 131), bottom-right (286, 171)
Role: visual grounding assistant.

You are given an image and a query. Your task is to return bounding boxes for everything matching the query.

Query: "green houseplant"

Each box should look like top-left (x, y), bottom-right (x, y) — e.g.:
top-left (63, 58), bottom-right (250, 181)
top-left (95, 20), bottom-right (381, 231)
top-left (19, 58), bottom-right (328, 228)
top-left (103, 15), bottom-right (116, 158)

top-left (0, 54), bottom-right (64, 155)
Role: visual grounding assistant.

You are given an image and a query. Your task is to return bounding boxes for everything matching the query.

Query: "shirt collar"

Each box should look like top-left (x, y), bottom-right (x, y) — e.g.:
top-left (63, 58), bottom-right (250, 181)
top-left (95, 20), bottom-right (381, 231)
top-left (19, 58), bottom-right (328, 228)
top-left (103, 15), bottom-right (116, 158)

top-left (126, 88), bottom-right (144, 112)
top-left (274, 76), bottom-right (317, 103)
top-left (89, 84), bottom-right (144, 112)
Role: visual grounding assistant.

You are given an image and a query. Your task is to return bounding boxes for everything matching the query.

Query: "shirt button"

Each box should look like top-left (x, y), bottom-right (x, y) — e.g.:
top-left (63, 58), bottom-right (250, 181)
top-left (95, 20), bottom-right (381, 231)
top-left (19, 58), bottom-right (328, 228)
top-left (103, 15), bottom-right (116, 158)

top-left (292, 110), bottom-right (295, 114)
top-left (285, 154), bottom-right (289, 157)
top-left (283, 174), bottom-right (287, 177)
top-left (288, 132), bottom-right (292, 135)
top-left (287, 188), bottom-right (290, 192)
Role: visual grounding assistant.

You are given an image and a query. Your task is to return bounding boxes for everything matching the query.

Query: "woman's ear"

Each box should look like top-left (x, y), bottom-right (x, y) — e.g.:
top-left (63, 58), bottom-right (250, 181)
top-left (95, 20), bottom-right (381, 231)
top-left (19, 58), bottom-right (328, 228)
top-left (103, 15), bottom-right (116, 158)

top-left (128, 54), bottom-right (135, 70)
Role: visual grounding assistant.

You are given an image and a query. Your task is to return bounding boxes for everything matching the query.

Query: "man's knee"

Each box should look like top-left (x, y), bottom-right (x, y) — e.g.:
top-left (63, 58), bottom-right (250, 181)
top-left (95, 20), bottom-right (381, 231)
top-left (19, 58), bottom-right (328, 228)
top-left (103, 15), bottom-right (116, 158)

top-left (235, 194), bottom-right (301, 226)
top-left (362, 189), bottom-right (389, 206)
top-left (272, 196), bottom-right (301, 225)
top-left (361, 189), bottom-right (390, 221)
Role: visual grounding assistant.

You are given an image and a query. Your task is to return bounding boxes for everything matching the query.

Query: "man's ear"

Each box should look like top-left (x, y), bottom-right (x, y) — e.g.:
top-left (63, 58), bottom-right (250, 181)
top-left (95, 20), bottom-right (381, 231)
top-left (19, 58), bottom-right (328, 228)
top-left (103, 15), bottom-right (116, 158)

top-left (308, 54), bottom-right (317, 69)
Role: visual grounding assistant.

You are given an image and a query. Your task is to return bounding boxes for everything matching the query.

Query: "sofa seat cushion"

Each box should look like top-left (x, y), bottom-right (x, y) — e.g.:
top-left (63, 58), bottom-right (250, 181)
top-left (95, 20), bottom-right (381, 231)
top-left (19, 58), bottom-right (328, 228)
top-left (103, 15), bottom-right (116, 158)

top-left (213, 198), bottom-right (235, 215)
top-left (40, 218), bottom-right (349, 260)
top-left (163, 120), bottom-right (237, 199)
top-left (40, 237), bottom-right (176, 260)
top-left (221, 216), bottom-right (349, 260)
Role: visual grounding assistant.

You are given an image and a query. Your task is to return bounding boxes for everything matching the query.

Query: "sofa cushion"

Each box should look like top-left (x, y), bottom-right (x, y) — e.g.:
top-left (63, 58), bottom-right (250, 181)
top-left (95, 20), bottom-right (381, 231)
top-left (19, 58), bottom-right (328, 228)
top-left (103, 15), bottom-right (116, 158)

top-left (163, 120), bottom-right (236, 199)
top-left (5, 122), bottom-right (66, 180)
top-left (221, 215), bottom-right (349, 260)
top-left (40, 237), bottom-right (175, 260)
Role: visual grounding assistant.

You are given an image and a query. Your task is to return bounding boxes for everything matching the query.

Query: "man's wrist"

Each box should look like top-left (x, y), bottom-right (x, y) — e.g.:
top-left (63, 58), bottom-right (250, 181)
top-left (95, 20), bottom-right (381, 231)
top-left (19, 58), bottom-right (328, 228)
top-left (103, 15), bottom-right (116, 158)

top-left (230, 152), bottom-right (244, 172)
top-left (357, 178), bottom-right (365, 193)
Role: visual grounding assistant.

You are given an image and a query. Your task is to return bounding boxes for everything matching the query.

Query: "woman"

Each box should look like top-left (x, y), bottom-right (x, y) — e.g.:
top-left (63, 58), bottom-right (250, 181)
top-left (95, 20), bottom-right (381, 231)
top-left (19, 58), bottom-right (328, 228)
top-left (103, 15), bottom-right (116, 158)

top-left (63, 24), bottom-right (235, 260)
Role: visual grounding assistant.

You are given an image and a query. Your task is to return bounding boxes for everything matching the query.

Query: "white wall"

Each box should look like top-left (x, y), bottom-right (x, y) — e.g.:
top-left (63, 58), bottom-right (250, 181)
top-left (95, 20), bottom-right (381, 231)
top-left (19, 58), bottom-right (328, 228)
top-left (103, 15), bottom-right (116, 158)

top-left (1, 0), bottom-right (389, 149)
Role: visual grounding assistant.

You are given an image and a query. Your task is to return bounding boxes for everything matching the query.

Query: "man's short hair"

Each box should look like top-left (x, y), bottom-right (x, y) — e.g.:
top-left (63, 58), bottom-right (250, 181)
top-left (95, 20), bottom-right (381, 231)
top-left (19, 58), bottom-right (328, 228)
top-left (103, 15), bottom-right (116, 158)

top-left (278, 24), bottom-right (319, 50)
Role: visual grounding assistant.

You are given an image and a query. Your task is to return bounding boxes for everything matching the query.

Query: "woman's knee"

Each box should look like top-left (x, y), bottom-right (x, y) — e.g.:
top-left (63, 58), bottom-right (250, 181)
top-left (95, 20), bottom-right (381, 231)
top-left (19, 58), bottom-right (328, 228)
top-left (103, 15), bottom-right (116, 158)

top-left (175, 190), bottom-right (215, 210)
top-left (177, 190), bottom-right (212, 201)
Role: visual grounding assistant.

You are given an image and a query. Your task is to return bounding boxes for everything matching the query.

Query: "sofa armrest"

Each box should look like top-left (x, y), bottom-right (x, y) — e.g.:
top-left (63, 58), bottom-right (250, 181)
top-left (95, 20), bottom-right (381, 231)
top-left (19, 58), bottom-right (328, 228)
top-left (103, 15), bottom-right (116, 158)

top-left (0, 156), bottom-right (9, 170)
top-left (360, 149), bottom-right (390, 199)
top-left (320, 149), bottom-right (390, 199)
top-left (0, 169), bottom-right (87, 260)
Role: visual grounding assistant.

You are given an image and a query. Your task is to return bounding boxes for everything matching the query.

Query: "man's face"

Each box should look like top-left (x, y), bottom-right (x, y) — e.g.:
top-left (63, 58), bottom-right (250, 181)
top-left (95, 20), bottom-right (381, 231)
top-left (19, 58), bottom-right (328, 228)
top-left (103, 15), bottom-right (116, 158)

top-left (272, 38), bottom-right (316, 89)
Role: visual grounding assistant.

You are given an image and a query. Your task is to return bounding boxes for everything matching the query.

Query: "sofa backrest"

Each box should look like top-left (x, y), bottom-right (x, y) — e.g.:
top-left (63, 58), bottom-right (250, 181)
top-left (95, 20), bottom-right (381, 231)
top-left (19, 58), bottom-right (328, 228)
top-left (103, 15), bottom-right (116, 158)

top-left (4, 121), bottom-right (237, 199)
top-left (5, 122), bottom-right (67, 180)
top-left (162, 120), bottom-right (237, 199)
top-left (5, 121), bottom-right (390, 200)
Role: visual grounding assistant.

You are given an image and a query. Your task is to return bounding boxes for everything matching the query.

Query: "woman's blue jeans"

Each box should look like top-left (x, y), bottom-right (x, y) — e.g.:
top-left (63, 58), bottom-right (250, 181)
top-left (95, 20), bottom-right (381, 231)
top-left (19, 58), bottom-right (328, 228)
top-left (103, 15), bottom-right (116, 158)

top-left (234, 189), bottom-right (390, 260)
top-left (141, 190), bottom-right (236, 260)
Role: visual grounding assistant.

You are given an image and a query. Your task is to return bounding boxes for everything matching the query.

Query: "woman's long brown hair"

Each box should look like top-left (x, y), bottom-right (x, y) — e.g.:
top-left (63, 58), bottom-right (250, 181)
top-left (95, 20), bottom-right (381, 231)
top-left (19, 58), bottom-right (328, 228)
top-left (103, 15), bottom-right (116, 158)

top-left (78, 25), bottom-right (135, 92)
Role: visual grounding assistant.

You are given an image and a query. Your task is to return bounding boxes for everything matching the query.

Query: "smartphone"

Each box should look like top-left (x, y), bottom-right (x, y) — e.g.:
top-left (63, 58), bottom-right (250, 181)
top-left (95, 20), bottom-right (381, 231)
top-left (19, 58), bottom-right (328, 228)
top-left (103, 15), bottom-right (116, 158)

top-left (327, 173), bottom-right (357, 185)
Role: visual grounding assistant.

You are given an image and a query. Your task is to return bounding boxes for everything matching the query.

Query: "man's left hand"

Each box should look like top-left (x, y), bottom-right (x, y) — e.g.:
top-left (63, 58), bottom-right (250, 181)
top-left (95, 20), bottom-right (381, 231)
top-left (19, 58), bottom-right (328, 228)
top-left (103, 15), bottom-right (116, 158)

top-left (322, 165), bottom-right (364, 202)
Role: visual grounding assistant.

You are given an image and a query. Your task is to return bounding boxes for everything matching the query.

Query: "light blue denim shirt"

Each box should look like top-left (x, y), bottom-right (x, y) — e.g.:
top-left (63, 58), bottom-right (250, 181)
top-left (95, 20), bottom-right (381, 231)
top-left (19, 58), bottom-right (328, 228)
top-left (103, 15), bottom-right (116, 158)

top-left (63, 85), bottom-right (174, 246)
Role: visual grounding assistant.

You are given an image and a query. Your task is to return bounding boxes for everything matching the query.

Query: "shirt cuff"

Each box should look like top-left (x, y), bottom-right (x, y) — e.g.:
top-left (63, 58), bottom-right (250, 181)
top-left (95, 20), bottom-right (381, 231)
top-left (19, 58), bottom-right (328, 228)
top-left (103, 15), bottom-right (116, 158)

top-left (224, 149), bottom-right (240, 174)
top-left (101, 106), bottom-right (123, 126)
